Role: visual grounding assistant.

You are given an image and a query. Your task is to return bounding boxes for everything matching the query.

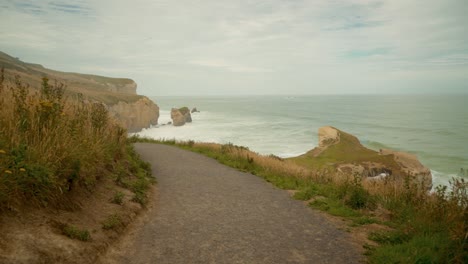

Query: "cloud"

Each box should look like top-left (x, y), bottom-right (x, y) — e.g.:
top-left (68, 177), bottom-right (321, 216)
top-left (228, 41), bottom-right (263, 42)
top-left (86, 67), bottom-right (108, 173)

top-left (0, 0), bottom-right (467, 95)
top-left (188, 59), bottom-right (273, 73)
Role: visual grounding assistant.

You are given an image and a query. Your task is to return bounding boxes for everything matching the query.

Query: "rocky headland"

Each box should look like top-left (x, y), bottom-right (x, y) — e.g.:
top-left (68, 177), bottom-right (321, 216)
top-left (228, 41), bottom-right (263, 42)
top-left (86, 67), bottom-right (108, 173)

top-left (292, 126), bottom-right (432, 190)
top-left (0, 51), bottom-right (159, 132)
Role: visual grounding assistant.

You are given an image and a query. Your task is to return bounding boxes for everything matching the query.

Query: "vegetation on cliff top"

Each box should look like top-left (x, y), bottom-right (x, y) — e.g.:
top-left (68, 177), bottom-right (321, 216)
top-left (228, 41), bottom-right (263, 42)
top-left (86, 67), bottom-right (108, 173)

top-left (0, 51), bottom-right (143, 105)
top-left (0, 68), bottom-right (153, 210)
top-left (291, 129), bottom-right (400, 171)
top-left (131, 137), bottom-right (467, 264)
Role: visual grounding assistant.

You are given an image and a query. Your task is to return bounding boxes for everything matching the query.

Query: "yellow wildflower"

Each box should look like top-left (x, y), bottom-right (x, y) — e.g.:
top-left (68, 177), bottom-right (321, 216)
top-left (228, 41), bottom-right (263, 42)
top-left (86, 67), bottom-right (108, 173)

top-left (19, 168), bottom-right (26, 172)
top-left (4, 170), bottom-right (12, 174)
top-left (0, 150), bottom-right (6, 154)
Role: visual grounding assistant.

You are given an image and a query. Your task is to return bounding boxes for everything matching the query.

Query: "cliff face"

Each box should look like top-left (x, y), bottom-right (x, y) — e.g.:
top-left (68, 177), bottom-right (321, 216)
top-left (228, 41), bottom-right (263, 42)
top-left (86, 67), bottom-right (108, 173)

top-left (0, 51), bottom-right (159, 132)
top-left (109, 97), bottom-right (159, 132)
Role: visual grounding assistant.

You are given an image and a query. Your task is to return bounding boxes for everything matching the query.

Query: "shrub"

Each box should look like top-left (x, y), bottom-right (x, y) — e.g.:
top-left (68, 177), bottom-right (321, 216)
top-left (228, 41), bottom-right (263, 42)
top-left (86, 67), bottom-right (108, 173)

top-left (102, 214), bottom-right (122, 230)
top-left (111, 191), bottom-right (124, 205)
top-left (62, 224), bottom-right (91, 241)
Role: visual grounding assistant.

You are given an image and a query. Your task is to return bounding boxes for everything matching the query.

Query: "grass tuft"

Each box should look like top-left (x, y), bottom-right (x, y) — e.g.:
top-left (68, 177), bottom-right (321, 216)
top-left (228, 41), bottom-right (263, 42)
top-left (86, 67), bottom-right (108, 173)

top-left (111, 191), bottom-right (124, 205)
top-left (102, 213), bottom-right (123, 230)
top-left (62, 224), bottom-right (91, 241)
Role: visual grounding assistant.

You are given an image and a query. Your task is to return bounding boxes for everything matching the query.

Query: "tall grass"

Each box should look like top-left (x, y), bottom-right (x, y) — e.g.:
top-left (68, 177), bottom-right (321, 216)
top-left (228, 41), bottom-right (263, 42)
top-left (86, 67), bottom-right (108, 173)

top-left (132, 137), bottom-right (467, 263)
top-left (0, 69), bottom-right (151, 209)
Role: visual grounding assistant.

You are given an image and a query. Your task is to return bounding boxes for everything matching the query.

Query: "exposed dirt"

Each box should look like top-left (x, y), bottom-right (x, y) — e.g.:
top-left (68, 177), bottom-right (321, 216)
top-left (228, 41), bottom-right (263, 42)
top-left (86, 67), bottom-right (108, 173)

top-left (0, 177), bottom-right (152, 264)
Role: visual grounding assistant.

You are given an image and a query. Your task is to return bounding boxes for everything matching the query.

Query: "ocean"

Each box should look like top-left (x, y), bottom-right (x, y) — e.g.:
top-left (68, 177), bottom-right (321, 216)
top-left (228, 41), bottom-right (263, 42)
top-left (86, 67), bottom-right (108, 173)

top-left (135, 95), bottom-right (468, 188)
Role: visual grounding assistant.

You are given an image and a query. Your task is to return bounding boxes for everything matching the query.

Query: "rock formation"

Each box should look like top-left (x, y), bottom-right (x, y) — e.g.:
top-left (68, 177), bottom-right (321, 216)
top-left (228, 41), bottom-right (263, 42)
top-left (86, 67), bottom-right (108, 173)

top-left (379, 149), bottom-right (432, 188)
top-left (294, 126), bottom-right (432, 190)
top-left (191, 107), bottom-right (200, 113)
top-left (179, 107), bottom-right (192, 123)
top-left (170, 107), bottom-right (192, 126)
top-left (171, 108), bottom-right (186, 126)
top-left (318, 126), bottom-right (340, 148)
top-left (108, 97), bottom-right (159, 132)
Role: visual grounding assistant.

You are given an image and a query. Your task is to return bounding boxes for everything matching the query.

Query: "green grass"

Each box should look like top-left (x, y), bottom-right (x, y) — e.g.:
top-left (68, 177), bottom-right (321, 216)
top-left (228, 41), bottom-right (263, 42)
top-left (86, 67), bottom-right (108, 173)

top-left (102, 213), bottom-right (123, 230)
top-left (62, 224), bottom-right (91, 241)
top-left (129, 137), bottom-right (468, 264)
top-left (289, 129), bottom-right (400, 172)
top-left (111, 191), bottom-right (124, 205)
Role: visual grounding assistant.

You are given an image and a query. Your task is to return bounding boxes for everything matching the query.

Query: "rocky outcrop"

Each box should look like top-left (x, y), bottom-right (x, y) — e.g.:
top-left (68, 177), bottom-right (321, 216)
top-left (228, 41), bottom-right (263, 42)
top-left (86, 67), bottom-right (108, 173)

top-left (379, 149), bottom-right (432, 188)
top-left (108, 97), bottom-right (159, 132)
top-left (296, 126), bottom-right (432, 190)
top-left (191, 107), bottom-right (200, 113)
top-left (179, 107), bottom-right (192, 123)
top-left (103, 79), bottom-right (137, 94)
top-left (170, 108), bottom-right (186, 126)
top-left (318, 126), bottom-right (340, 148)
top-left (171, 107), bottom-right (192, 126)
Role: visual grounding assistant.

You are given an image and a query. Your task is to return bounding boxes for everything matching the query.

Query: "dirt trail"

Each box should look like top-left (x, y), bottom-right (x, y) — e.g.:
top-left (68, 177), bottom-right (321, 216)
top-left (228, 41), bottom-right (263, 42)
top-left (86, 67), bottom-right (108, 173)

top-left (100, 143), bottom-right (363, 264)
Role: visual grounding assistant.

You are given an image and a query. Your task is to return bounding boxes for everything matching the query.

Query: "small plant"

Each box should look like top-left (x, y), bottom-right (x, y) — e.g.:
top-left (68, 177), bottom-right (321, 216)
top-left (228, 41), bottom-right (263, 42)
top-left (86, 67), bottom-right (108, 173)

top-left (111, 191), bottom-right (124, 205)
top-left (62, 224), bottom-right (91, 241)
top-left (132, 192), bottom-right (147, 205)
top-left (187, 140), bottom-right (195, 147)
top-left (344, 176), bottom-right (375, 210)
top-left (102, 213), bottom-right (123, 230)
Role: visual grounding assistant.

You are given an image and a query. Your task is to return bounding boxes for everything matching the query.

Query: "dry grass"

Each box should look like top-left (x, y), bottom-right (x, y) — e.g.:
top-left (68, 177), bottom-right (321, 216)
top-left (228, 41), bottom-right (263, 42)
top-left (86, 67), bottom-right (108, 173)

top-left (132, 137), bottom-right (467, 263)
top-left (0, 69), bottom-right (151, 210)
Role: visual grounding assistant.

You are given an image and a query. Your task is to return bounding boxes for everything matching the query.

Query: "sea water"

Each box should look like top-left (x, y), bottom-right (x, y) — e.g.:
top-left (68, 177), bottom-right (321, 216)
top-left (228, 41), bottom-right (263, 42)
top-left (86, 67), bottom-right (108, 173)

top-left (136, 95), bottom-right (468, 188)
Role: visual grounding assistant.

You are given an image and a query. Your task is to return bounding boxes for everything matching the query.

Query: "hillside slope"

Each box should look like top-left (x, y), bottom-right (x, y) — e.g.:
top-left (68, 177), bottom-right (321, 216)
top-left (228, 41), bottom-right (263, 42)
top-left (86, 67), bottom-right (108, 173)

top-left (0, 51), bottom-right (159, 132)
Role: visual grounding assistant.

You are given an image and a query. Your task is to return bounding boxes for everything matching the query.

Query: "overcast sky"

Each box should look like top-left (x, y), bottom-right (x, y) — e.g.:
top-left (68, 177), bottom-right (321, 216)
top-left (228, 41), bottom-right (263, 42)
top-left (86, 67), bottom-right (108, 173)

top-left (1, 0), bottom-right (467, 95)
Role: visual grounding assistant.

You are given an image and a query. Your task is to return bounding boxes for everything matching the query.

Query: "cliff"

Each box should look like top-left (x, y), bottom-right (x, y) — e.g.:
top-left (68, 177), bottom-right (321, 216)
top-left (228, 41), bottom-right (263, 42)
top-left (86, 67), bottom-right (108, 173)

top-left (0, 51), bottom-right (158, 131)
top-left (109, 97), bottom-right (159, 132)
top-left (291, 126), bottom-right (432, 190)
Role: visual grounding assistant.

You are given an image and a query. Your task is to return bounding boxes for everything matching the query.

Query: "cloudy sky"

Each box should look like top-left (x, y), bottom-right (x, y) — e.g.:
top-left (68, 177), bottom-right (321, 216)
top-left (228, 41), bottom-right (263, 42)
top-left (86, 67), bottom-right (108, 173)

top-left (1, 0), bottom-right (467, 95)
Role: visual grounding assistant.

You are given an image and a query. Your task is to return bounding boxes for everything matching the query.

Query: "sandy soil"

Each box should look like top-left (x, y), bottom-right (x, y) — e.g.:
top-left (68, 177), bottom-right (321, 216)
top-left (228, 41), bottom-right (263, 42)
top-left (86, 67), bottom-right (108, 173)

top-left (0, 177), bottom-right (151, 264)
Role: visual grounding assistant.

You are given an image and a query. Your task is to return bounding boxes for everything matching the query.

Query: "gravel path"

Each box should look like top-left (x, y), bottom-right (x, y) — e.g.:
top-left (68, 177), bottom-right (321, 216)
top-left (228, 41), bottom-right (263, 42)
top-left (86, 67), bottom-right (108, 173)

top-left (105, 143), bottom-right (363, 264)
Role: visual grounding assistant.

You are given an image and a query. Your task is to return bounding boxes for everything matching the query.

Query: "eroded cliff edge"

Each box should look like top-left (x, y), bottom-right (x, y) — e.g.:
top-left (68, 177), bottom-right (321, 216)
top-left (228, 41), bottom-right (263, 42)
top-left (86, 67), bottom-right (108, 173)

top-left (0, 51), bottom-right (159, 132)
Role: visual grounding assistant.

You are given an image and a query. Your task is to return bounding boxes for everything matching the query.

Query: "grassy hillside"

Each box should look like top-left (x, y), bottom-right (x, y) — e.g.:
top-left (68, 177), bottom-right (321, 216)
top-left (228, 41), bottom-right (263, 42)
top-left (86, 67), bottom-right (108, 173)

top-left (289, 129), bottom-right (413, 182)
top-left (0, 69), bottom-right (153, 210)
top-left (0, 51), bottom-right (143, 105)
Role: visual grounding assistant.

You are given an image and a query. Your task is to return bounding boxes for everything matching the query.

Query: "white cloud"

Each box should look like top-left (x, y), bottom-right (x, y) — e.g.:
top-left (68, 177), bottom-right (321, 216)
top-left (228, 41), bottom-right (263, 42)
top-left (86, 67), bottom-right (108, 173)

top-left (188, 59), bottom-right (273, 73)
top-left (0, 0), bottom-right (467, 95)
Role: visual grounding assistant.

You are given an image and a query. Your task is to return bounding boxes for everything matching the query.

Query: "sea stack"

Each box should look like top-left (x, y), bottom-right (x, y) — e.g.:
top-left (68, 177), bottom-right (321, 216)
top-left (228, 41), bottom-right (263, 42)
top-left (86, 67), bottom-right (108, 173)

top-left (170, 108), bottom-right (186, 126)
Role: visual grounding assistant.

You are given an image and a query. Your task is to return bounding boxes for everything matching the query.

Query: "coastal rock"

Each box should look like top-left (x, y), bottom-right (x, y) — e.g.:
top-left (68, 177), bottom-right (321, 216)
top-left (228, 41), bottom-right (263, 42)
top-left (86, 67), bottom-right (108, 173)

top-left (379, 149), bottom-right (432, 188)
top-left (318, 126), bottom-right (340, 148)
top-left (171, 108), bottom-right (186, 126)
top-left (191, 107), bottom-right (200, 113)
top-left (108, 97), bottom-right (159, 132)
top-left (178, 107), bottom-right (192, 123)
top-left (296, 126), bottom-right (432, 190)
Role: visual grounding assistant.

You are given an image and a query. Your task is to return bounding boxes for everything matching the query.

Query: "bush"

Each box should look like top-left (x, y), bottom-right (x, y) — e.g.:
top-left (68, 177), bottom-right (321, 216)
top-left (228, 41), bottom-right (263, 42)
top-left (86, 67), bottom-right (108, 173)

top-left (102, 214), bottom-right (123, 230)
top-left (111, 191), bottom-right (124, 205)
top-left (62, 224), bottom-right (91, 241)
